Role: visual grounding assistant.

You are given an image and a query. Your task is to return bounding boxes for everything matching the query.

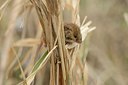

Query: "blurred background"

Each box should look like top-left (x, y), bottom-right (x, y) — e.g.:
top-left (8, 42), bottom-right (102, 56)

top-left (80, 0), bottom-right (128, 85)
top-left (0, 0), bottom-right (128, 85)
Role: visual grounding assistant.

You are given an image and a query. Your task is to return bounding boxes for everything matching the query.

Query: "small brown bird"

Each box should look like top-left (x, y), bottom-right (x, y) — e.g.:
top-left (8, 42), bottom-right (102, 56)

top-left (64, 23), bottom-right (82, 45)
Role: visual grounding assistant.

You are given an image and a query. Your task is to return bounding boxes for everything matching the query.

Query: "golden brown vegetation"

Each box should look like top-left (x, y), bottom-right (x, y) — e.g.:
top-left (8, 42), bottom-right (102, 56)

top-left (0, 0), bottom-right (95, 85)
top-left (1, 0), bottom-right (127, 85)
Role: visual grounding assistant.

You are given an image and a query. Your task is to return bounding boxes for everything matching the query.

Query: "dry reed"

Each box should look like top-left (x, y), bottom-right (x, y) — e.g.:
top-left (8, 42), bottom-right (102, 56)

top-left (0, 0), bottom-right (95, 85)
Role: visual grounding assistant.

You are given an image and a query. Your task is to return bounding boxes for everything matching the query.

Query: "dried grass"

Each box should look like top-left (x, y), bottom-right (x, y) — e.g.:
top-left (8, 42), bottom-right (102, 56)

top-left (0, 0), bottom-right (95, 85)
